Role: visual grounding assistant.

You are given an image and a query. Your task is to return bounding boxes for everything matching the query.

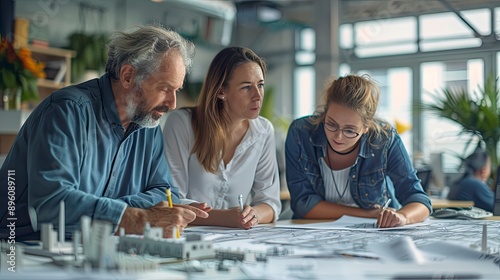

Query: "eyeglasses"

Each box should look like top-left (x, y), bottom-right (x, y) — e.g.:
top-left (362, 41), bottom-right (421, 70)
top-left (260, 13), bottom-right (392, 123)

top-left (323, 122), bottom-right (360, 139)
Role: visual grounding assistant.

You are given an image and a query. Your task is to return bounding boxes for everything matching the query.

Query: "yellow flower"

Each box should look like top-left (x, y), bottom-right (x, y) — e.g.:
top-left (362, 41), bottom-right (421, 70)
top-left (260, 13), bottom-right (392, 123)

top-left (18, 47), bottom-right (46, 79)
top-left (0, 36), bottom-right (45, 102)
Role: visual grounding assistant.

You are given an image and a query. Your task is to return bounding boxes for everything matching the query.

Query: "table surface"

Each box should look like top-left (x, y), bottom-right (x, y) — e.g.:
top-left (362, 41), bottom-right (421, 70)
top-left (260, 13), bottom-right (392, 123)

top-left (280, 189), bottom-right (474, 209)
top-left (8, 216), bottom-right (500, 279)
top-left (430, 197), bottom-right (474, 208)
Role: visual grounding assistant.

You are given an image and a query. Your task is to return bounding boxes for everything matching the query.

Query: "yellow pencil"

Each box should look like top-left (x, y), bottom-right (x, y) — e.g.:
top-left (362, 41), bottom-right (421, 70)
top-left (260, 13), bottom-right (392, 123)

top-left (166, 188), bottom-right (180, 238)
top-left (166, 188), bottom-right (174, 208)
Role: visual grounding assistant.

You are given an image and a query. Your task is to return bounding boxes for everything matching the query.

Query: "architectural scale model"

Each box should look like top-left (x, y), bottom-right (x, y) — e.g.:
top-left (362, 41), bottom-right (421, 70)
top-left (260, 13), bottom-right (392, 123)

top-left (13, 200), bottom-right (214, 273)
top-left (117, 223), bottom-right (215, 259)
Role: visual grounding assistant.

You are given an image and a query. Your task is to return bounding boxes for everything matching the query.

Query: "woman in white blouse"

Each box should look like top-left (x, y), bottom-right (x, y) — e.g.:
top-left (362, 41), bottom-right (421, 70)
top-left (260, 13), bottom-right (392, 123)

top-left (163, 46), bottom-right (281, 229)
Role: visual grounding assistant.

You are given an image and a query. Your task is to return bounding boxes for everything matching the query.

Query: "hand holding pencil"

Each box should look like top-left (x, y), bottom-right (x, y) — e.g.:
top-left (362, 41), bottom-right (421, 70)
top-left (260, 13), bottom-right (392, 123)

top-left (116, 188), bottom-right (209, 239)
top-left (376, 198), bottom-right (412, 228)
top-left (166, 188), bottom-right (181, 238)
top-left (237, 194), bottom-right (259, 229)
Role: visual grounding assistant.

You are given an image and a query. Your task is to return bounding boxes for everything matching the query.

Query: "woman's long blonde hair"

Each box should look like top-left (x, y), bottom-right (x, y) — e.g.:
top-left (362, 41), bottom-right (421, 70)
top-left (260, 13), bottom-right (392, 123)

top-left (311, 74), bottom-right (391, 143)
top-left (190, 46), bottom-right (267, 173)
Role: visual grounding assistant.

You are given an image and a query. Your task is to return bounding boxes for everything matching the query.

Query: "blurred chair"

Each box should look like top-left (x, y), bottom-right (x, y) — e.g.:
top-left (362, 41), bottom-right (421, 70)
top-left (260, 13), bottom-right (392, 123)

top-left (416, 168), bottom-right (432, 193)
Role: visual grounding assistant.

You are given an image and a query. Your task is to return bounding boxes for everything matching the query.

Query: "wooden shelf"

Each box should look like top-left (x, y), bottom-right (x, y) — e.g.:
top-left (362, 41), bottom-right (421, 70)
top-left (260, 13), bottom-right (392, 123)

top-left (28, 45), bottom-right (76, 107)
top-left (28, 45), bottom-right (76, 89)
top-left (27, 45), bottom-right (76, 58)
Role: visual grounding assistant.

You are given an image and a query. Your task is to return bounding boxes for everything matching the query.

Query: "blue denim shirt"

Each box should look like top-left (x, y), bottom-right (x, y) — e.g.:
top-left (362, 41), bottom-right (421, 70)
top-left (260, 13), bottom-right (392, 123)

top-left (285, 116), bottom-right (432, 218)
top-left (448, 174), bottom-right (494, 212)
top-left (0, 74), bottom-right (179, 239)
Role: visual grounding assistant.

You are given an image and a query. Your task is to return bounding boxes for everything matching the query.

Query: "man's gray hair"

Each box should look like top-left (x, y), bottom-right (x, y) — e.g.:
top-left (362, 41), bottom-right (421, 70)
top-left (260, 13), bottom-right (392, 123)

top-left (105, 24), bottom-right (195, 85)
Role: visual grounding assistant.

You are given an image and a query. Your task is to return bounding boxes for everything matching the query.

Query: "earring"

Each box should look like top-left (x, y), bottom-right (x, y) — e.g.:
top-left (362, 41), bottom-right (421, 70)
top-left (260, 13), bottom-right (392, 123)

top-left (220, 96), bottom-right (226, 101)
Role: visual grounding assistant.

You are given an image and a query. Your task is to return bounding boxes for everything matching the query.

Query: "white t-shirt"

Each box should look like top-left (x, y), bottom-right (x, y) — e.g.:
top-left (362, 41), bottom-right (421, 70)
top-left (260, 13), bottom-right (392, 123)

top-left (162, 109), bottom-right (282, 221)
top-left (320, 158), bottom-right (357, 207)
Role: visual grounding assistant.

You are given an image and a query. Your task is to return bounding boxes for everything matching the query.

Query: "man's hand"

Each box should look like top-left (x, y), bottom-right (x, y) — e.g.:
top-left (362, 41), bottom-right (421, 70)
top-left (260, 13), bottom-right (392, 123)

top-left (117, 201), bottom-right (209, 238)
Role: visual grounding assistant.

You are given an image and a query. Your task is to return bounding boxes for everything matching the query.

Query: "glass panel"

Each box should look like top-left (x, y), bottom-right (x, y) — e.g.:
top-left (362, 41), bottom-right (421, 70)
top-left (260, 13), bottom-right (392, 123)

top-left (339, 63), bottom-right (351, 76)
top-left (339, 24), bottom-right (353, 49)
top-left (299, 28), bottom-right (315, 51)
top-left (420, 38), bottom-right (482, 52)
top-left (420, 9), bottom-right (490, 47)
top-left (421, 59), bottom-right (484, 174)
top-left (356, 68), bottom-right (413, 155)
top-left (496, 8), bottom-right (500, 37)
top-left (293, 66), bottom-right (315, 119)
top-left (355, 17), bottom-right (416, 46)
top-left (295, 51), bottom-right (315, 65)
top-left (461, 9), bottom-right (491, 35)
top-left (421, 12), bottom-right (474, 39)
top-left (355, 43), bottom-right (417, 58)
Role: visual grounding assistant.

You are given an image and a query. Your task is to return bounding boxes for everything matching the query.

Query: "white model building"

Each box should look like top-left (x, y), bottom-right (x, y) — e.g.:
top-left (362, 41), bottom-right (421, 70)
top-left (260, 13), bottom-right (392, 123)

top-left (37, 201), bottom-right (73, 254)
top-left (117, 224), bottom-right (214, 259)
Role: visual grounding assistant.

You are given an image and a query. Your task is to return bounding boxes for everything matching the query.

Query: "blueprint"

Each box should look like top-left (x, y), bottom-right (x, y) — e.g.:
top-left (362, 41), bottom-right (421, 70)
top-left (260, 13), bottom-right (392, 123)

top-left (180, 218), bottom-right (500, 279)
top-left (185, 218), bottom-right (500, 260)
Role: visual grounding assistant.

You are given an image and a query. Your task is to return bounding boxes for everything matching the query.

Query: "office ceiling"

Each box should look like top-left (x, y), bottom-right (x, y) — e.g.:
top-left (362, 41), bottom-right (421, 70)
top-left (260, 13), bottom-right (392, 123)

top-left (340, 0), bottom-right (499, 23)
top-left (234, 0), bottom-right (500, 26)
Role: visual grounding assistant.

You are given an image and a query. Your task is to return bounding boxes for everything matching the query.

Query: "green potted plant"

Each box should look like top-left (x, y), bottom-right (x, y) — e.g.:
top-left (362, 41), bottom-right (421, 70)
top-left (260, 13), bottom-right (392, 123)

top-left (420, 75), bottom-right (500, 180)
top-left (67, 32), bottom-right (108, 83)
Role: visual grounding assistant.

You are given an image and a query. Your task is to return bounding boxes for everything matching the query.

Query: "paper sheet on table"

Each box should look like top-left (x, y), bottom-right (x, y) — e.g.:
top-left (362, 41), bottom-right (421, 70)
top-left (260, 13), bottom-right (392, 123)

top-left (275, 215), bottom-right (428, 230)
top-left (370, 236), bottom-right (500, 269)
top-left (183, 224), bottom-right (274, 242)
top-left (184, 224), bottom-right (271, 233)
top-left (418, 240), bottom-right (500, 268)
top-left (369, 236), bottom-right (427, 263)
top-left (261, 258), bottom-right (500, 280)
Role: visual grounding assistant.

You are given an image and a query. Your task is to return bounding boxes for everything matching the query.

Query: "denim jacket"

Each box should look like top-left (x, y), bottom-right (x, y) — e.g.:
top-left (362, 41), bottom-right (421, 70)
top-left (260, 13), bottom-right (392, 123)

top-left (285, 116), bottom-right (432, 218)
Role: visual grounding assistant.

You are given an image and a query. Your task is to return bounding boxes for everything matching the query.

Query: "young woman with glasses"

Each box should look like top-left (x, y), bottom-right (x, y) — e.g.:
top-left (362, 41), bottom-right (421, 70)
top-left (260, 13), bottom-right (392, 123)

top-left (285, 74), bottom-right (431, 227)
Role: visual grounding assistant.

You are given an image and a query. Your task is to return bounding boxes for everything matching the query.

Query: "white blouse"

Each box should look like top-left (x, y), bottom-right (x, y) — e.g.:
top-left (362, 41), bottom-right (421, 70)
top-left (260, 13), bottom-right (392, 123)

top-left (162, 109), bottom-right (281, 221)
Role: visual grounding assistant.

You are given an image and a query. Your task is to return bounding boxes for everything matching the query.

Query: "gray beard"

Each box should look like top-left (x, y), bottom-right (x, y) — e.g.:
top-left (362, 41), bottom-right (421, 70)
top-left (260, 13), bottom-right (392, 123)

top-left (125, 86), bottom-right (163, 128)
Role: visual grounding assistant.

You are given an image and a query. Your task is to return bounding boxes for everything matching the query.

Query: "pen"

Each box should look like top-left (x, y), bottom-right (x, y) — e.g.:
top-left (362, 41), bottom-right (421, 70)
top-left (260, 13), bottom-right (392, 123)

top-left (238, 194), bottom-right (244, 212)
top-left (382, 198), bottom-right (392, 211)
top-left (166, 188), bottom-right (180, 238)
top-left (377, 198), bottom-right (392, 228)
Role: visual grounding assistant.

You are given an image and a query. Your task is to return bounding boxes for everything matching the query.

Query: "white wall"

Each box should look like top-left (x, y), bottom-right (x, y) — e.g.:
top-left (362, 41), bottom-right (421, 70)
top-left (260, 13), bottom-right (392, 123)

top-left (14, 0), bottom-right (291, 124)
top-left (15, 0), bottom-right (118, 48)
top-left (14, 0), bottom-right (218, 71)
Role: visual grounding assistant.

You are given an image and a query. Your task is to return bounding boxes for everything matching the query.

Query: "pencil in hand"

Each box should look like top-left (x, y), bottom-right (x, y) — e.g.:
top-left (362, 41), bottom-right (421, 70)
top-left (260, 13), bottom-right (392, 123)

top-left (166, 188), bottom-right (180, 238)
top-left (166, 188), bottom-right (174, 208)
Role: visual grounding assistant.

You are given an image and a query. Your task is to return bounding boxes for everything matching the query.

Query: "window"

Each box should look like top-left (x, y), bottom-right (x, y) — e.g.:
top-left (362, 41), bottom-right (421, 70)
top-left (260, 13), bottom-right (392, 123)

top-left (293, 66), bottom-right (315, 119)
top-left (338, 16), bottom-right (418, 58)
top-left (421, 59), bottom-right (484, 171)
top-left (353, 17), bottom-right (417, 57)
top-left (358, 68), bottom-right (413, 153)
top-left (419, 9), bottom-right (489, 52)
top-left (293, 27), bottom-right (317, 119)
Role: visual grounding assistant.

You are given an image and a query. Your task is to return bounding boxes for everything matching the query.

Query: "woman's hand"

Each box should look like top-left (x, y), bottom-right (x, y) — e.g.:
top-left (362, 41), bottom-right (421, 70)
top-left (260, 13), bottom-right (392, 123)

top-left (189, 202), bottom-right (213, 212)
top-left (366, 204), bottom-right (395, 219)
top-left (377, 208), bottom-right (408, 228)
top-left (239, 205), bottom-right (260, 229)
top-left (222, 206), bottom-right (260, 229)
